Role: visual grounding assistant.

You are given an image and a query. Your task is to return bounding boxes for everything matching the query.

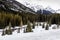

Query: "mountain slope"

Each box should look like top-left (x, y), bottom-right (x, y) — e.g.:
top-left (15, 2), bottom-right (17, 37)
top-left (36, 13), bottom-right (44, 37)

top-left (36, 9), bottom-right (52, 14)
top-left (0, 0), bottom-right (35, 14)
top-left (45, 7), bottom-right (56, 13)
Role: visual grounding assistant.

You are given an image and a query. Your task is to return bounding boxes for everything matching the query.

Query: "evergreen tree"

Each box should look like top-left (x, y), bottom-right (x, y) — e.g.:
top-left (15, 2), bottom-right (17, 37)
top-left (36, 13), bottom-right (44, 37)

top-left (45, 24), bottom-right (49, 30)
top-left (17, 28), bottom-right (20, 33)
top-left (37, 22), bottom-right (38, 26)
top-left (2, 29), bottom-right (5, 36)
top-left (5, 29), bottom-right (8, 34)
top-left (57, 22), bottom-right (60, 29)
top-left (57, 15), bottom-right (60, 29)
top-left (20, 17), bottom-right (23, 27)
top-left (32, 21), bottom-right (35, 29)
top-left (42, 23), bottom-right (45, 28)
top-left (39, 22), bottom-right (41, 26)
top-left (24, 21), bottom-right (33, 33)
top-left (17, 17), bottom-right (23, 33)
top-left (7, 22), bottom-right (12, 35)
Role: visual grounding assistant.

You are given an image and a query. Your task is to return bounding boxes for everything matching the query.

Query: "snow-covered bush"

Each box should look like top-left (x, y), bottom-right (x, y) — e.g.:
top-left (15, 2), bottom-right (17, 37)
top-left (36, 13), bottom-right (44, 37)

top-left (52, 24), bottom-right (57, 29)
top-left (52, 26), bottom-right (56, 29)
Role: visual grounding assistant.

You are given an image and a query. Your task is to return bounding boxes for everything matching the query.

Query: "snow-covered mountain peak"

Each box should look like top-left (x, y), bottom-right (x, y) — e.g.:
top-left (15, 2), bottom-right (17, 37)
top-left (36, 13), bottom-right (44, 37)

top-left (45, 6), bottom-right (56, 13)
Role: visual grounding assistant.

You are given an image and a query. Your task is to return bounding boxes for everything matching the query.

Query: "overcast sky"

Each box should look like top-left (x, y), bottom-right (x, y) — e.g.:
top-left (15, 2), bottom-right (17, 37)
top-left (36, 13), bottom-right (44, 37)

top-left (16, 0), bottom-right (60, 10)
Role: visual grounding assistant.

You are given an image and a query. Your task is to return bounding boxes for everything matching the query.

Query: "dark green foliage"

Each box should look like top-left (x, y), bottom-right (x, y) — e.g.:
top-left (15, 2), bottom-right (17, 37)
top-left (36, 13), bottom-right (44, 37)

top-left (38, 14), bottom-right (60, 25)
top-left (0, 11), bottom-right (37, 29)
top-left (0, 11), bottom-right (22, 28)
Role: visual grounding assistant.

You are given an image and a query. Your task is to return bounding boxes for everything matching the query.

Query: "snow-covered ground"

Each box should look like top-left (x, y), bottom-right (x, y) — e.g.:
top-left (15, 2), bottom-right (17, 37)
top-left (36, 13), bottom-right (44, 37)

top-left (0, 23), bottom-right (60, 40)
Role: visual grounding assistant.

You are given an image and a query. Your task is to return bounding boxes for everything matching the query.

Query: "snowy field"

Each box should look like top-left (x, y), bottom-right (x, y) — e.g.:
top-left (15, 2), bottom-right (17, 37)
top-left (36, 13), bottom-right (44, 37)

top-left (0, 22), bottom-right (60, 40)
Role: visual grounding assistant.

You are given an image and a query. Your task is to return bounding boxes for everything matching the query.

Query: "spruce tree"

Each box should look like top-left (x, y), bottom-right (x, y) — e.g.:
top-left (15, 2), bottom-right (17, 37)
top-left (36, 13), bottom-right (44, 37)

top-left (2, 29), bottom-right (5, 36)
top-left (24, 21), bottom-right (33, 33)
top-left (45, 24), bottom-right (49, 30)
top-left (37, 22), bottom-right (38, 26)
top-left (57, 22), bottom-right (60, 29)
top-left (17, 28), bottom-right (20, 33)
top-left (32, 21), bottom-right (35, 29)
top-left (7, 22), bottom-right (12, 35)
top-left (39, 22), bottom-right (41, 26)
top-left (57, 16), bottom-right (60, 29)
top-left (42, 23), bottom-right (45, 28)
top-left (49, 23), bottom-right (51, 27)
top-left (20, 17), bottom-right (23, 27)
top-left (5, 29), bottom-right (8, 34)
top-left (17, 17), bottom-right (23, 33)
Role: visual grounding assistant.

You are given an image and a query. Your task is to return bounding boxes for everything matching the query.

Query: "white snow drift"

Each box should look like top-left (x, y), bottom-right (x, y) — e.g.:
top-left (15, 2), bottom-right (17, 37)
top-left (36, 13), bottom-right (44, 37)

top-left (0, 23), bottom-right (60, 40)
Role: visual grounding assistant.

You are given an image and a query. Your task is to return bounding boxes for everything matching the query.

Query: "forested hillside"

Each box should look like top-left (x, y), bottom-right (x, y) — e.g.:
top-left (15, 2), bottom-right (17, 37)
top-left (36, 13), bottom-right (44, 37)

top-left (0, 0), bottom-right (60, 29)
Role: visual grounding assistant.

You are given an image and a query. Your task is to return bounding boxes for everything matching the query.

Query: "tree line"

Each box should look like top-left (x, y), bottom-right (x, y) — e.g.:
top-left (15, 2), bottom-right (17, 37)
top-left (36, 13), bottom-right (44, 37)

top-left (0, 9), bottom-right (60, 29)
top-left (0, 10), bottom-right (37, 29)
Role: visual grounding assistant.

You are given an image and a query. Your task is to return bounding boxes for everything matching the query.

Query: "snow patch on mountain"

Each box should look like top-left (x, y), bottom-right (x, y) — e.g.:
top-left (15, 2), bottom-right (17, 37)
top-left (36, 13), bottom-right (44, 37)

top-left (16, 0), bottom-right (60, 13)
top-left (45, 6), bottom-right (56, 13)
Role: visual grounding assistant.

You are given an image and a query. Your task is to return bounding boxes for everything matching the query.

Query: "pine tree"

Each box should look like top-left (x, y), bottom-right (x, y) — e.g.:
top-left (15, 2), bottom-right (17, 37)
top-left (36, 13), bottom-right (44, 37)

top-left (45, 24), bottom-right (49, 30)
top-left (7, 22), bottom-right (12, 35)
top-left (2, 29), bottom-right (5, 36)
top-left (42, 23), bottom-right (45, 28)
top-left (37, 22), bottom-right (38, 26)
top-left (39, 22), bottom-right (41, 26)
top-left (5, 29), bottom-right (8, 34)
top-left (57, 22), bottom-right (60, 29)
top-left (20, 17), bottom-right (23, 27)
top-left (17, 28), bottom-right (20, 33)
top-left (32, 21), bottom-right (35, 29)
top-left (57, 15), bottom-right (60, 29)
top-left (49, 23), bottom-right (51, 27)
top-left (17, 17), bottom-right (23, 33)
top-left (24, 21), bottom-right (33, 33)
top-left (48, 19), bottom-right (51, 27)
